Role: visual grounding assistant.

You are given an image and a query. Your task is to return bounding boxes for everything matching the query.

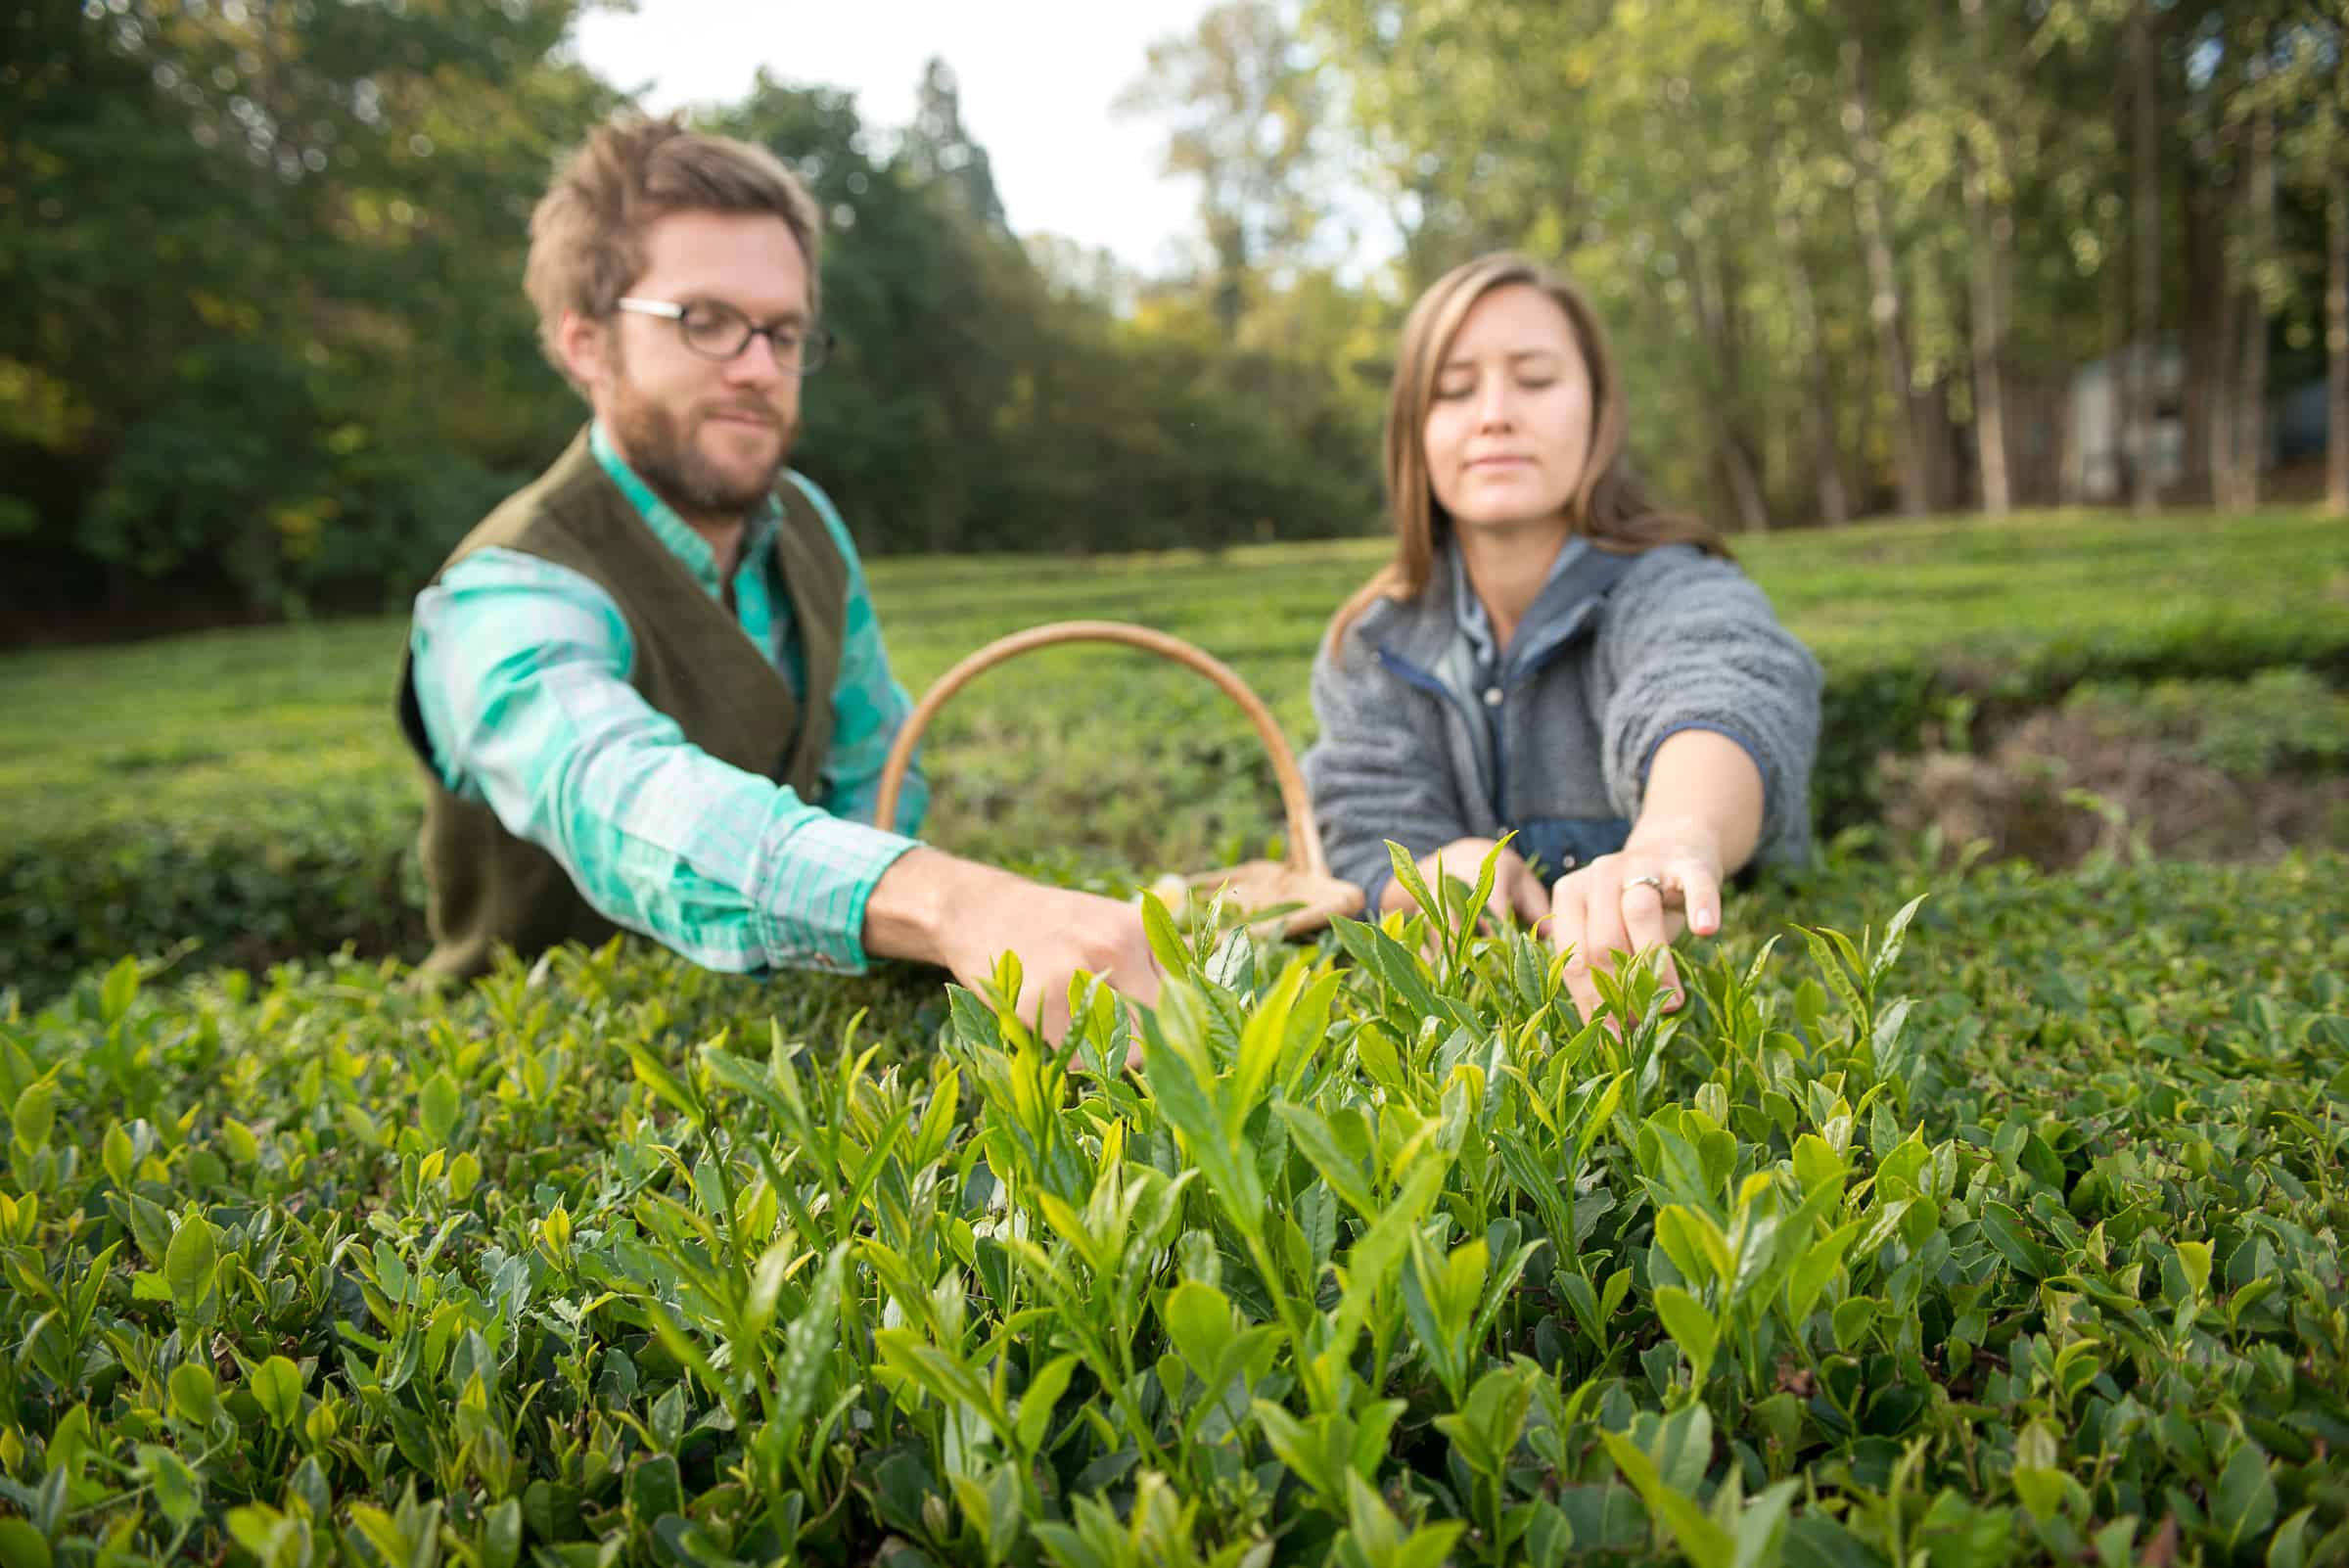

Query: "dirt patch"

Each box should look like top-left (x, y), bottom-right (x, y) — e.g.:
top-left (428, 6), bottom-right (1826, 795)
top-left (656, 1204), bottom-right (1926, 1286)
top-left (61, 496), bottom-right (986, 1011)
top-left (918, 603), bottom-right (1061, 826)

top-left (1880, 711), bottom-right (2349, 868)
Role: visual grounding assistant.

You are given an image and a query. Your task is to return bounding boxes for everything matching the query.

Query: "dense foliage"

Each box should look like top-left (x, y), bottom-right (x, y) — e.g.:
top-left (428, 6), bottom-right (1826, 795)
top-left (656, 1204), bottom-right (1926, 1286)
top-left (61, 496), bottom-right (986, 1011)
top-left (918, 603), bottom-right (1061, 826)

top-left (7, 2), bottom-right (2342, 635)
top-left (3, 837), bottom-right (2345, 1567)
top-left (0, 2), bottom-right (1381, 634)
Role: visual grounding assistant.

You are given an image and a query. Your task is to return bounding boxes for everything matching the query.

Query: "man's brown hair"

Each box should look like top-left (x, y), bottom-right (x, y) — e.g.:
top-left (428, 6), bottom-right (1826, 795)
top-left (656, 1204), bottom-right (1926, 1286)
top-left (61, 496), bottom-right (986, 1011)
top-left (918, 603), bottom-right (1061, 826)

top-left (524, 113), bottom-right (823, 387)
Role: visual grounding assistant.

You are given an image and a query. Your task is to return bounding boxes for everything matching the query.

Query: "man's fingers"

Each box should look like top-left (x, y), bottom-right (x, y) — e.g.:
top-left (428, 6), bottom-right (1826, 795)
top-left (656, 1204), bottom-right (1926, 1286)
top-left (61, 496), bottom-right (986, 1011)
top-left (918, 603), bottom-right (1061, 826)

top-left (1116, 942), bottom-right (1164, 1009)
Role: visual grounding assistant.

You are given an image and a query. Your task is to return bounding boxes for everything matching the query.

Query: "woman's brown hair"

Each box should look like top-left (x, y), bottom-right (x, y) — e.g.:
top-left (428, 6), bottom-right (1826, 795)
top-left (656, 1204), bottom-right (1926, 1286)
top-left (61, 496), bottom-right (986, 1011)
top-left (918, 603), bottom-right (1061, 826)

top-left (1327, 252), bottom-right (1725, 650)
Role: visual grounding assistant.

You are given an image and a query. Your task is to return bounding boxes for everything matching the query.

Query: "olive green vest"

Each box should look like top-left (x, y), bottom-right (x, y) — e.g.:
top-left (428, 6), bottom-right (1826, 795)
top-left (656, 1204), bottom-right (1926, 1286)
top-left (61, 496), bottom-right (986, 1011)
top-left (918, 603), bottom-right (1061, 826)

top-left (395, 429), bottom-right (849, 982)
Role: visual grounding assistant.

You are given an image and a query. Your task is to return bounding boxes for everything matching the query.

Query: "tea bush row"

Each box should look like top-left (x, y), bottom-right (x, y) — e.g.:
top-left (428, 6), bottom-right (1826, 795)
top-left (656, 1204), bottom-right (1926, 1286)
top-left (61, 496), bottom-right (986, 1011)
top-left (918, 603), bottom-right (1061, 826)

top-left (2, 847), bottom-right (2344, 1566)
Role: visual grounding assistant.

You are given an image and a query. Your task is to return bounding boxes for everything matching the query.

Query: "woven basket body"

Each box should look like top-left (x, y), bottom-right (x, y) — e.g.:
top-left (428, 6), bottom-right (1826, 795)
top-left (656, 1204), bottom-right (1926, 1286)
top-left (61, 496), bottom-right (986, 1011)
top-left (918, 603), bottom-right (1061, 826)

top-left (874, 621), bottom-right (1363, 938)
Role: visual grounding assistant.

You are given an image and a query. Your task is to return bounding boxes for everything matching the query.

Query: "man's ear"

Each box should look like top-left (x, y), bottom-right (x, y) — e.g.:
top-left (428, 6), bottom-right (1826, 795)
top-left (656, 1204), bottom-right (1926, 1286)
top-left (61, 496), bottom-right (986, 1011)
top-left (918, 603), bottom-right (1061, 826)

top-left (555, 309), bottom-right (608, 393)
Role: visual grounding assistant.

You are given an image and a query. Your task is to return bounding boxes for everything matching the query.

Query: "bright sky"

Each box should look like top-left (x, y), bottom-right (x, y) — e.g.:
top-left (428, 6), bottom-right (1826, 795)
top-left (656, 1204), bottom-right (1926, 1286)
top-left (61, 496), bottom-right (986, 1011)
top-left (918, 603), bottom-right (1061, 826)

top-left (568, 0), bottom-right (1216, 274)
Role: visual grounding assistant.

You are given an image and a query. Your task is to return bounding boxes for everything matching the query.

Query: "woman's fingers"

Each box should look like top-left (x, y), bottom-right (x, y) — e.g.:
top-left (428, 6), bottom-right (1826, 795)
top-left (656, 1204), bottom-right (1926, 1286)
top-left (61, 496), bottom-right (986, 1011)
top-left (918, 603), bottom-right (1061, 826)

top-left (1553, 876), bottom-right (1633, 1026)
top-left (1616, 874), bottom-right (1681, 1005)
top-left (1676, 856), bottom-right (1726, 937)
top-left (1549, 849), bottom-right (1732, 1025)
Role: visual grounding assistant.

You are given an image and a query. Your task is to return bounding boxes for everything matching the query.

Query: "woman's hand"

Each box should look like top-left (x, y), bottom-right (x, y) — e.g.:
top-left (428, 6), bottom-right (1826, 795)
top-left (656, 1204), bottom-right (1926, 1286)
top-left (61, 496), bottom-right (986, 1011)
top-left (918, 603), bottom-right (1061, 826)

top-left (1382, 836), bottom-right (1552, 931)
top-left (1545, 818), bottom-right (1727, 1026)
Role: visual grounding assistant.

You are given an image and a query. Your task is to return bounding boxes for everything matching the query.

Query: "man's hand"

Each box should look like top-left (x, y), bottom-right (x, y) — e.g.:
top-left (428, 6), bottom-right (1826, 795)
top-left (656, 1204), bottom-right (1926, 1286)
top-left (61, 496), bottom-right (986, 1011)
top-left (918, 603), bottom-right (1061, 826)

top-left (864, 848), bottom-right (1161, 1045)
top-left (1382, 836), bottom-right (1551, 932)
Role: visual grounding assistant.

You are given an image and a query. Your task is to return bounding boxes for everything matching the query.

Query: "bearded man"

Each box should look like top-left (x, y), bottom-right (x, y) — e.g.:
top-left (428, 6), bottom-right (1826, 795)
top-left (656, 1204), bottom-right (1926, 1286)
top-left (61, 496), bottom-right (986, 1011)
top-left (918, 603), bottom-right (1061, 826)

top-left (397, 114), bottom-right (1155, 1038)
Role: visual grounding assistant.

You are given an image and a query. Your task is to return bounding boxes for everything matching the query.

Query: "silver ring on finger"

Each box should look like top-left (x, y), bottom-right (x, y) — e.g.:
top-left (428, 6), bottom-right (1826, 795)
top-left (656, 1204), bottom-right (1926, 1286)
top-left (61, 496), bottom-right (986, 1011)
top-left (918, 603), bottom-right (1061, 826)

top-left (1622, 873), bottom-right (1665, 895)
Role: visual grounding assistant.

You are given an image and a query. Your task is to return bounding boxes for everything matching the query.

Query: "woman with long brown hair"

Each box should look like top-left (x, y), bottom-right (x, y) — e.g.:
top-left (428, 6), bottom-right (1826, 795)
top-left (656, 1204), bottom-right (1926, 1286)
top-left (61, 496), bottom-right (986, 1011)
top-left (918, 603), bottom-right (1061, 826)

top-left (1303, 253), bottom-right (1821, 1024)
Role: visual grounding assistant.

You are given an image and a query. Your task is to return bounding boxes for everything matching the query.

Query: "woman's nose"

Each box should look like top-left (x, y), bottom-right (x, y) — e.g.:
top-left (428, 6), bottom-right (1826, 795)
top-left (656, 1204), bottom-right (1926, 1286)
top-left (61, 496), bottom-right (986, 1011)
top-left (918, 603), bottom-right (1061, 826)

top-left (1475, 379), bottom-right (1515, 429)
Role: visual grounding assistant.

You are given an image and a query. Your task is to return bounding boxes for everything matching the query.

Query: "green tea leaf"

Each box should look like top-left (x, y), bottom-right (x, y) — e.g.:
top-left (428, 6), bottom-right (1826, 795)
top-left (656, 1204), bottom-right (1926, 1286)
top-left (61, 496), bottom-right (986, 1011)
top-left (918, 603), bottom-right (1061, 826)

top-left (102, 1122), bottom-right (135, 1189)
top-left (163, 1213), bottom-right (216, 1314)
top-left (1016, 1354), bottom-right (1077, 1455)
top-left (12, 1080), bottom-right (56, 1152)
top-left (625, 1045), bottom-right (703, 1126)
top-left (1977, 1201), bottom-right (2055, 1279)
top-left (0, 1519), bottom-right (52, 1568)
top-left (1139, 890), bottom-right (1192, 983)
top-left (1830, 1296), bottom-right (1877, 1353)
top-left (1160, 1280), bottom-right (1237, 1384)
top-left (1653, 1284), bottom-right (1717, 1378)
top-left (2178, 1238), bottom-right (2212, 1299)
top-left (136, 1444), bottom-right (204, 1529)
top-left (480, 1499), bottom-right (523, 1568)
top-left (1654, 1205), bottom-right (1732, 1288)
top-left (1597, 1428), bottom-right (1733, 1568)
top-left (218, 1116), bottom-right (260, 1166)
top-left (418, 1070), bottom-right (461, 1146)
top-left (168, 1361), bottom-right (222, 1426)
top-left (774, 1245), bottom-right (846, 1436)
top-left (2213, 1443), bottom-right (2278, 1548)
top-left (99, 956), bottom-right (139, 1028)
top-left (1274, 1101), bottom-right (1376, 1218)
top-left (1866, 894), bottom-right (1929, 989)
top-left (2268, 1506), bottom-right (2316, 1568)
top-left (252, 1356), bottom-right (303, 1428)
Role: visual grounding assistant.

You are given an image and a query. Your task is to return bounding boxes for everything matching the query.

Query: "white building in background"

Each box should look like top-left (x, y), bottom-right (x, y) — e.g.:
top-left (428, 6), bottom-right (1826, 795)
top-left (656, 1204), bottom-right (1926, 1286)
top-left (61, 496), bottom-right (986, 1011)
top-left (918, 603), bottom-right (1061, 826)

top-left (2064, 341), bottom-right (2187, 502)
top-left (2065, 339), bottom-right (2326, 503)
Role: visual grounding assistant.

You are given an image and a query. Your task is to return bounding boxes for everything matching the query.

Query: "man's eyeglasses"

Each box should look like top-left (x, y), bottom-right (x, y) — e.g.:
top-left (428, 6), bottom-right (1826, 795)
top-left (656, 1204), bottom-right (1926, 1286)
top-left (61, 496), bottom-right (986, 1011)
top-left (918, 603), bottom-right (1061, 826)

top-left (614, 297), bottom-right (833, 374)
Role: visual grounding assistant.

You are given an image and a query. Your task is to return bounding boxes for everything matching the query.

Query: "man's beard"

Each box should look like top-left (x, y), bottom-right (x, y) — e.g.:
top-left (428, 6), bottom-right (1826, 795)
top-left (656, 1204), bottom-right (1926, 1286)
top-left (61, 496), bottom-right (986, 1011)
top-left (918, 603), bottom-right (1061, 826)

top-left (605, 353), bottom-right (793, 522)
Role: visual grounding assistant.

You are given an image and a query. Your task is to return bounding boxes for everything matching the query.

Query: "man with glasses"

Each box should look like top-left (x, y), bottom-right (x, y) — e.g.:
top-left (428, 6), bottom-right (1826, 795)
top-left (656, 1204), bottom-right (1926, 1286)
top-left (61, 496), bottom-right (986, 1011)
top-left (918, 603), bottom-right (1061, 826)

top-left (396, 114), bottom-right (1157, 1040)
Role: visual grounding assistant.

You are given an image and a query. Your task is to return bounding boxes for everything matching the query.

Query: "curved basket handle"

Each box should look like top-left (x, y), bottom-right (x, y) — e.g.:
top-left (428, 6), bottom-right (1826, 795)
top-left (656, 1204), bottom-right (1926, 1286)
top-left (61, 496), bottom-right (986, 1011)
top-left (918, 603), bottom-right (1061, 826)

top-left (875, 620), bottom-right (1331, 880)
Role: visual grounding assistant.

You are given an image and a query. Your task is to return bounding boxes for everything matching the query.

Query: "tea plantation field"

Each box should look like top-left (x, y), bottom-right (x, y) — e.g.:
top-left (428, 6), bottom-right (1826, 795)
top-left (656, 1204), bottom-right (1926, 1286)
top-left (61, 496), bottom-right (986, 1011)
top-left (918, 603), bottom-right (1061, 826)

top-left (2, 508), bottom-right (2347, 1567)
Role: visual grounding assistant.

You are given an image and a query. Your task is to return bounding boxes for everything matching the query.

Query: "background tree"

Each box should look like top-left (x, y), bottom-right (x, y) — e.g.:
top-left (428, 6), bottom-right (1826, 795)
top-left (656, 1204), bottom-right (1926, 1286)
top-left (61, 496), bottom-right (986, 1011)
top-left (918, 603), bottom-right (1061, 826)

top-left (1117, 0), bottom-right (1332, 338)
top-left (4, 0), bottom-right (2341, 648)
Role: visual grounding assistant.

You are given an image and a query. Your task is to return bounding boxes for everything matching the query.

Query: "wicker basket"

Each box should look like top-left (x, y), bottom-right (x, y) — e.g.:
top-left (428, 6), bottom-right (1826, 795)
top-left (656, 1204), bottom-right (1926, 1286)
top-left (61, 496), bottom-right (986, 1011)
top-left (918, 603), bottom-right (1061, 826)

top-left (873, 620), bottom-right (1364, 938)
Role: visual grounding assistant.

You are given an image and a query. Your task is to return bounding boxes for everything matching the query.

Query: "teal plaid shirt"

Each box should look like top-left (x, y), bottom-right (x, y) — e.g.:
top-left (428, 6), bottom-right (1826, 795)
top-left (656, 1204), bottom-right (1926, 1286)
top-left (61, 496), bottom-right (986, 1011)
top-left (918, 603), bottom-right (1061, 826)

top-left (407, 424), bottom-right (929, 974)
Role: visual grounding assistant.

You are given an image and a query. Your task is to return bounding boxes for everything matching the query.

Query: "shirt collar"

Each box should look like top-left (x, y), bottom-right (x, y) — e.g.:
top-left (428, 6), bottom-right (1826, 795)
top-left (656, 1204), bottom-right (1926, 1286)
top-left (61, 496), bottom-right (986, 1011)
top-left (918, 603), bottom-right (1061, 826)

top-left (1448, 532), bottom-right (1592, 674)
top-left (589, 420), bottom-right (780, 598)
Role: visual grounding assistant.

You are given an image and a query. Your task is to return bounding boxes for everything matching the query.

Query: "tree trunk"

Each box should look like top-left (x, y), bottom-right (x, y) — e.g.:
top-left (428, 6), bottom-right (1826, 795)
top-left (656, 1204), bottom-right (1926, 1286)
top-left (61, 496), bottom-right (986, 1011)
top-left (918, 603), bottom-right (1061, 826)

top-left (2210, 196), bottom-right (2242, 511)
top-left (1681, 231), bottom-right (1773, 532)
top-left (1960, 148), bottom-right (2013, 517)
top-left (2234, 78), bottom-right (2274, 511)
top-left (1840, 36), bottom-right (1930, 517)
top-left (2328, 165), bottom-right (2346, 515)
top-left (1777, 209), bottom-right (1851, 527)
top-left (2181, 175), bottom-right (2221, 503)
top-left (2128, 0), bottom-right (2160, 515)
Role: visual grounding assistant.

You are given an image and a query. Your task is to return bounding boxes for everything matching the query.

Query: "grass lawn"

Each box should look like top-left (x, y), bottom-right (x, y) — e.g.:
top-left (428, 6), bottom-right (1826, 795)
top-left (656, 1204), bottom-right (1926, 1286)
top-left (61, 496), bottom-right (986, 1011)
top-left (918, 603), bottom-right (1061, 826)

top-left (3, 507), bottom-right (2343, 877)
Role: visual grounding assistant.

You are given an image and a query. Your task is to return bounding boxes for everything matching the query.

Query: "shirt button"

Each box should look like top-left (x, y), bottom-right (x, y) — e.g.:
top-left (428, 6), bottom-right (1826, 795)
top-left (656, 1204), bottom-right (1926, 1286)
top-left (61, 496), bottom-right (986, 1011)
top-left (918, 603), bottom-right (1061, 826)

top-left (1483, 686), bottom-right (1503, 707)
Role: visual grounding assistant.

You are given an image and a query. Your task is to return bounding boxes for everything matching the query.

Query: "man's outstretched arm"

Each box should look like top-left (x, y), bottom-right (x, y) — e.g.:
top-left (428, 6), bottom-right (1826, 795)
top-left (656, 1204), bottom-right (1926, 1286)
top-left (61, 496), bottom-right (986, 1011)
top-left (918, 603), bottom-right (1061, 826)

top-left (410, 549), bottom-right (1159, 1030)
top-left (410, 548), bottom-right (917, 973)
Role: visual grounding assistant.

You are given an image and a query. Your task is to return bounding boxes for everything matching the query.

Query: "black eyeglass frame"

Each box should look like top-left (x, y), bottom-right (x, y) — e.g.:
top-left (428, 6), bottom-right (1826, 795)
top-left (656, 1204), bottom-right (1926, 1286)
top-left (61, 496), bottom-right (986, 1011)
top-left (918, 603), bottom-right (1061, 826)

top-left (613, 296), bottom-right (835, 374)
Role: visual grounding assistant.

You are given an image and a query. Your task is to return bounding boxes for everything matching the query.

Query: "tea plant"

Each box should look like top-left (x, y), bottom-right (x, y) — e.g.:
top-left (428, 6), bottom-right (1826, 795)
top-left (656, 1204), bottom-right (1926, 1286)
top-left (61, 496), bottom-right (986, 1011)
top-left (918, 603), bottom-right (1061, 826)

top-left (2, 844), bottom-right (2343, 1566)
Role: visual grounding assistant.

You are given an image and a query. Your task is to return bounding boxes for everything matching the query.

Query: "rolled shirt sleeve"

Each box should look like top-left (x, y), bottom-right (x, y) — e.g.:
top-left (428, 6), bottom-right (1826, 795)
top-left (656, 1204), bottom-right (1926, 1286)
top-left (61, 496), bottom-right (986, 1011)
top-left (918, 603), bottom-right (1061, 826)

top-left (408, 547), bottom-right (919, 974)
